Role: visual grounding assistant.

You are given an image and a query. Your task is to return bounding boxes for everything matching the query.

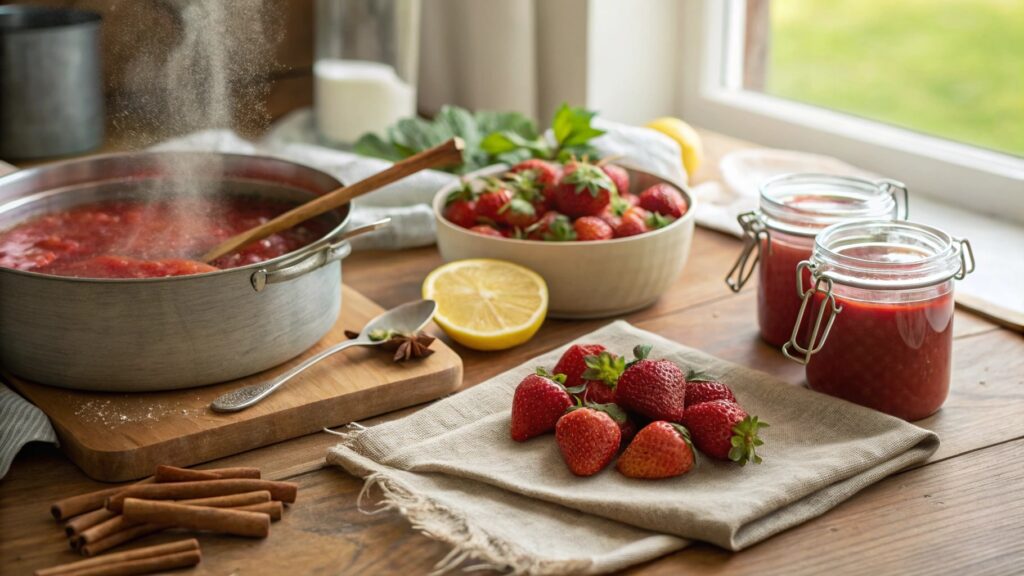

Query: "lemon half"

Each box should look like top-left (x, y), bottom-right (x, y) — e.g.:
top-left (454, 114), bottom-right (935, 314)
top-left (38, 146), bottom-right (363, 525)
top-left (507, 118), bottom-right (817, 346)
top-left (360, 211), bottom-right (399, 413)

top-left (423, 259), bottom-right (547, 351)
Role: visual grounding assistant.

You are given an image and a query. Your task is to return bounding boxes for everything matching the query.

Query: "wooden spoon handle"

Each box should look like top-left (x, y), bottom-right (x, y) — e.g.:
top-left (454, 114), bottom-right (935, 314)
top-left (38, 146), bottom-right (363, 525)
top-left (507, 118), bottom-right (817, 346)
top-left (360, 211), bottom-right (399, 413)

top-left (202, 137), bottom-right (464, 262)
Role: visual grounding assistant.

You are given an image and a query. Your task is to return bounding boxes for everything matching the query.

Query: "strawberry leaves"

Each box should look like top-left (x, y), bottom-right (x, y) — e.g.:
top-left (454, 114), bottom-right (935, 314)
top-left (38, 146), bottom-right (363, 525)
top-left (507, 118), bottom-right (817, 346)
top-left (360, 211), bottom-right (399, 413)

top-left (581, 351), bottom-right (626, 387)
top-left (564, 162), bottom-right (616, 197)
top-left (729, 415), bottom-right (769, 466)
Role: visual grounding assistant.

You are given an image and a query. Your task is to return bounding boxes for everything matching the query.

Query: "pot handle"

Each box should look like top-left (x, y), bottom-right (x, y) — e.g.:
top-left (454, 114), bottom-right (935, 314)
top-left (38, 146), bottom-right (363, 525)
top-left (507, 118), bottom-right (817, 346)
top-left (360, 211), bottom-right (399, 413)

top-left (249, 218), bottom-right (390, 292)
top-left (0, 160), bottom-right (19, 178)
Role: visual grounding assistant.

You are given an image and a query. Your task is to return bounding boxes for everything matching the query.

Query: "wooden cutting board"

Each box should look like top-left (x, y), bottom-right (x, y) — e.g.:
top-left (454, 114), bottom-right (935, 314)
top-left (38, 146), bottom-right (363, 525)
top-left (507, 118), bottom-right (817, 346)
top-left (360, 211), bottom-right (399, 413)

top-left (4, 285), bottom-right (462, 482)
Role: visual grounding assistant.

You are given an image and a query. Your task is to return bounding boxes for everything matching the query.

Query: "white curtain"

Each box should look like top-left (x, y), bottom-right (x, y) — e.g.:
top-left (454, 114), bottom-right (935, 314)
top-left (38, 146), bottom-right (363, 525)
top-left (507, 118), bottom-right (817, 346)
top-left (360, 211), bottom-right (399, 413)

top-left (417, 0), bottom-right (681, 124)
top-left (417, 0), bottom-right (588, 121)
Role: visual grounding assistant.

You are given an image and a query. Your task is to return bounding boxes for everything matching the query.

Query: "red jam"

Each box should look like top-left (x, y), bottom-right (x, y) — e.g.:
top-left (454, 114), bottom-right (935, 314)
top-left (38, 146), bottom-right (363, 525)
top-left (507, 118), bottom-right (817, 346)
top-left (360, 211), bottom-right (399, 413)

top-left (757, 233), bottom-right (813, 347)
top-left (0, 198), bottom-right (332, 279)
top-left (805, 289), bottom-right (953, 421)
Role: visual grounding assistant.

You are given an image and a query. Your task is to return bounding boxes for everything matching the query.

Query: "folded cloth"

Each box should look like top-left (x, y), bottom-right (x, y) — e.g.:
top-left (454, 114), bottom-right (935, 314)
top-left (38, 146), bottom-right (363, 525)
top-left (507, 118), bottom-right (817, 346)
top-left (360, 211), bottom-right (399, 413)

top-left (0, 382), bottom-right (58, 478)
top-left (328, 320), bottom-right (939, 574)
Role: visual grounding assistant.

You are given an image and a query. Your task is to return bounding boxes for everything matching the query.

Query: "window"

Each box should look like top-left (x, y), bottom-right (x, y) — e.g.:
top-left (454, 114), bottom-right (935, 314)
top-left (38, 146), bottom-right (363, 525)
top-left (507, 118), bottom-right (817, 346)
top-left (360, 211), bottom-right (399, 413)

top-left (680, 1), bottom-right (1024, 223)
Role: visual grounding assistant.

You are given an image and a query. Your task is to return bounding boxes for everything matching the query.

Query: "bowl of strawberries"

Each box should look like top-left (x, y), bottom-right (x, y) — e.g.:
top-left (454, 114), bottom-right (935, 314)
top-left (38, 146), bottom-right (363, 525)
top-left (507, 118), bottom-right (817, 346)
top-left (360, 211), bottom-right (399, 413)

top-left (433, 157), bottom-right (695, 319)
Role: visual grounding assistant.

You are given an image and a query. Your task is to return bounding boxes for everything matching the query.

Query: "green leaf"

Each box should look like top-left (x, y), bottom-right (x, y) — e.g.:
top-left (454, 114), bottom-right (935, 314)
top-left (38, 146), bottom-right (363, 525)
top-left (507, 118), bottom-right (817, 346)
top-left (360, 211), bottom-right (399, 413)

top-left (475, 110), bottom-right (538, 140)
top-left (647, 212), bottom-right (676, 230)
top-left (633, 344), bottom-right (652, 361)
top-left (389, 117), bottom-right (446, 152)
top-left (498, 197), bottom-right (536, 217)
top-left (352, 133), bottom-right (406, 162)
top-left (586, 401), bottom-right (628, 423)
top-left (551, 103), bottom-right (606, 149)
top-left (542, 214), bottom-right (577, 241)
top-left (435, 105), bottom-right (480, 149)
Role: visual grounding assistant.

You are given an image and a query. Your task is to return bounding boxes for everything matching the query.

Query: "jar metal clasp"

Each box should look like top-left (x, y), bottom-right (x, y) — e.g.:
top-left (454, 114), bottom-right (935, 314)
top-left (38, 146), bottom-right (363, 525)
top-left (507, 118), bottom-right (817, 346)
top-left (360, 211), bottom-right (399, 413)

top-left (782, 261), bottom-right (844, 365)
top-left (877, 179), bottom-right (910, 220)
top-left (954, 237), bottom-right (976, 280)
top-left (725, 211), bottom-right (769, 293)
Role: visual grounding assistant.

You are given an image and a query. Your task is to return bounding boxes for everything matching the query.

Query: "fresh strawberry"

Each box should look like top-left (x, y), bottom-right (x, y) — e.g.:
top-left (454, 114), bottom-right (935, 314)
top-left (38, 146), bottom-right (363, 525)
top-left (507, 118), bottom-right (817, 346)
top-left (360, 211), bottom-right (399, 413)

top-left (553, 160), bottom-right (615, 218)
top-left (444, 199), bottom-right (477, 228)
top-left (510, 159), bottom-right (561, 204)
top-left (616, 421), bottom-right (696, 479)
top-left (583, 380), bottom-right (616, 404)
top-left (554, 344), bottom-right (606, 387)
top-left (681, 400), bottom-right (767, 465)
top-left (475, 181), bottom-right (513, 225)
top-left (555, 405), bottom-right (623, 476)
top-left (639, 183), bottom-right (688, 219)
top-left (600, 164), bottom-right (630, 196)
top-left (598, 207), bottom-right (622, 230)
top-left (622, 192), bottom-right (641, 207)
top-left (469, 224), bottom-right (503, 238)
top-left (615, 345), bottom-right (687, 422)
top-left (499, 197), bottom-right (540, 229)
top-left (685, 379), bottom-right (736, 408)
top-left (443, 184), bottom-right (478, 228)
top-left (614, 212), bottom-right (649, 238)
top-left (573, 216), bottom-right (613, 241)
top-left (510, 369), bottom-right (577, 442)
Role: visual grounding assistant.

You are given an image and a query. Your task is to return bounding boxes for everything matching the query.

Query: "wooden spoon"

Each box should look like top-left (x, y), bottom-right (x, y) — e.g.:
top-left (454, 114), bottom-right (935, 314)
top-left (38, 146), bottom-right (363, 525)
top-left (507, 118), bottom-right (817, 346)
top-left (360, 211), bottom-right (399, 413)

top-left (201, 137), bottom-right (465, 263)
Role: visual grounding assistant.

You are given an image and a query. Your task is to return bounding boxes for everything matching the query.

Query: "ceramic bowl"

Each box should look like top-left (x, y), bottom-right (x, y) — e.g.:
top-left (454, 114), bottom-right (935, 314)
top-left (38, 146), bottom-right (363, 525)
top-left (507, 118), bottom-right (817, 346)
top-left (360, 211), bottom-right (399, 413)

top-left (432, 164), bottom-right (695, 319)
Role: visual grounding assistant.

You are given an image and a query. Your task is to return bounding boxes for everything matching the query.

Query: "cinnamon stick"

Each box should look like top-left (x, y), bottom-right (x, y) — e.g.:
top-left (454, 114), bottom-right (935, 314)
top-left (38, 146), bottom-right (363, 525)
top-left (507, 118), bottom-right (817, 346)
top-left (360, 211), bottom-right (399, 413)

top-left (76, 491), bottom-right (271, 547)
top-left (235, 500), bottom-right (284, 521)
top-left (154, 465), bottom-right (260, 483)
top-left (65, 508), bottom-right (116, 537)
top-left (106, 479), bottom-right (296, 512)
top-left (79, 524), bottom-right (165, 558)
top-left (51, 479), bottom-right (154, 522)
top-left (179, 490), bottom-right (271, 508)
top-left (62, 550), bottom-right (200, 576)
top-left (36, 539), bottom-right (199, 576)
top-left (122, 498), bottom-right (270, 538)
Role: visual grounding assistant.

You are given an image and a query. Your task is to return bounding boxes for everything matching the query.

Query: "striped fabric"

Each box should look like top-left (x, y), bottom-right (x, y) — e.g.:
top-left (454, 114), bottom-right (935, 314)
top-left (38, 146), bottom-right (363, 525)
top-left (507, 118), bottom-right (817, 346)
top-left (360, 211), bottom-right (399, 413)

top-left (0, 382), bottom-right (57, 478)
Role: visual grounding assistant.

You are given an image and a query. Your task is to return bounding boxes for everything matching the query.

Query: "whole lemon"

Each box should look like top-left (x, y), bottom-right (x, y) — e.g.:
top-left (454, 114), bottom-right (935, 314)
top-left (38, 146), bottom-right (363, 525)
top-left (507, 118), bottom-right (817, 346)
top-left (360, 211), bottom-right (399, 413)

top-left (646, 117), bottom-right (704, 178)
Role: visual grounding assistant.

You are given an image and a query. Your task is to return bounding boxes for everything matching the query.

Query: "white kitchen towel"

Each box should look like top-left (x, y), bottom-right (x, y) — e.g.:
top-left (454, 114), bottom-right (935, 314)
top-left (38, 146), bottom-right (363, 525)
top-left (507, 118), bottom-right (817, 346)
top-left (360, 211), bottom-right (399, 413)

top-left (152, 109), bottom-right (689, 250)
top-left (691, 148), bottom-right (879, 237)
top-left (328, 321), bottom-right (939, 574)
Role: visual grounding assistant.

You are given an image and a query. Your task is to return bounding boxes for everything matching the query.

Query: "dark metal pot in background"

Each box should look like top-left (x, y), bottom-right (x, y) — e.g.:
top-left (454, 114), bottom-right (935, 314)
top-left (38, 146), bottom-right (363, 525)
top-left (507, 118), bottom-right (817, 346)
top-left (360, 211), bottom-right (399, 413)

top-left (0, 152), bottom-right (353, 391)
top-left (0, 6), bottom-right (104, 159)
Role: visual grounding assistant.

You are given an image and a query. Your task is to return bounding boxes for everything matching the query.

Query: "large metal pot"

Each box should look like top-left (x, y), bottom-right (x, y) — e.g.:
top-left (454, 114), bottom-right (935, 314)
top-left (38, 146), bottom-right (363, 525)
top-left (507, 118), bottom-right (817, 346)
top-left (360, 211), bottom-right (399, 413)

top-left (0, 152), bottom-right (354, 392)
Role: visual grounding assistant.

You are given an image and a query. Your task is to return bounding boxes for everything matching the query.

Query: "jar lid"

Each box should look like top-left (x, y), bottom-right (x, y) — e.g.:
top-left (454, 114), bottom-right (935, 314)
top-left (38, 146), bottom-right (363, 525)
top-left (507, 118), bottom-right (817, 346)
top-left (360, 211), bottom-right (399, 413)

top-left (758, 174), bottom-right (904, 236)
top-left (811, 220), bottom-right (972, 290)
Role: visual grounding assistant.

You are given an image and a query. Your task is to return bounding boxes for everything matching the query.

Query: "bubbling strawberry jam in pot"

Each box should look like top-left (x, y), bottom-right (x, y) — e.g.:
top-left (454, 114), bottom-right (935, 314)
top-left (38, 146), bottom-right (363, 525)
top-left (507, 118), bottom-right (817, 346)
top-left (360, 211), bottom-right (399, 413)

top-left (0, 197), bottom-right (333, 279)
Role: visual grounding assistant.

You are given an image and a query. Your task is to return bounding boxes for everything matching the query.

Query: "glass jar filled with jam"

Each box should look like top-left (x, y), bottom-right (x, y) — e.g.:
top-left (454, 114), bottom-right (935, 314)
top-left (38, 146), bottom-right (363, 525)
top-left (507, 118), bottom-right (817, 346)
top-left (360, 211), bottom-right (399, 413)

top-left (782, 220), bottom-right (974, 420)
top-left (726, 174), bottom-right (908, 347)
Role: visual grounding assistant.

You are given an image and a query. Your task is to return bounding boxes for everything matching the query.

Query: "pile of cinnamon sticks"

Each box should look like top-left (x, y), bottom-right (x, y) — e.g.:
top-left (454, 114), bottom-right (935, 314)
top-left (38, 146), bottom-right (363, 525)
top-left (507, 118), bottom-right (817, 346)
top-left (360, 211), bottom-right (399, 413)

top-left (37, 464), bottom-right (298, 576)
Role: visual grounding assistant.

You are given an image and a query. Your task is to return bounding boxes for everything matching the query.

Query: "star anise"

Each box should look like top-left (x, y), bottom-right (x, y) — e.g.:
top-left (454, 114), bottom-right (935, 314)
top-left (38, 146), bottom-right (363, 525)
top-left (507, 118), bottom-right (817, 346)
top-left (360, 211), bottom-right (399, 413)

top-left (344, 329), bottom-right (436, 362)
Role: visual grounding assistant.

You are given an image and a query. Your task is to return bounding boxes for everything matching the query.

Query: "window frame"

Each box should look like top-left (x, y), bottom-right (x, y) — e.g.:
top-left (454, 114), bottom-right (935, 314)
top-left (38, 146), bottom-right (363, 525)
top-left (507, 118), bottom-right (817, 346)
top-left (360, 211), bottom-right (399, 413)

top-left (678, 1), bottom-right (1024, 224)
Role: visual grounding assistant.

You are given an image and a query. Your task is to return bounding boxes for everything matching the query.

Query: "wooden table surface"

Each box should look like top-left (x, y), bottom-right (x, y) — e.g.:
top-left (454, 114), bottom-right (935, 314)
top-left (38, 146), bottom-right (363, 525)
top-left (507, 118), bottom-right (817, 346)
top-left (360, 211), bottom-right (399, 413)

top-left (2, 132), bottom-right (1023, 575)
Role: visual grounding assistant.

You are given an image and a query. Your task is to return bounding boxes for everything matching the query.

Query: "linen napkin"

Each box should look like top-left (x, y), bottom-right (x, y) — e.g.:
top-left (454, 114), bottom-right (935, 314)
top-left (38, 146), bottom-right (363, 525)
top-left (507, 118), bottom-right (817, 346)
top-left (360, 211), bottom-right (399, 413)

top-left (328, 320), bottom-right (939, 574)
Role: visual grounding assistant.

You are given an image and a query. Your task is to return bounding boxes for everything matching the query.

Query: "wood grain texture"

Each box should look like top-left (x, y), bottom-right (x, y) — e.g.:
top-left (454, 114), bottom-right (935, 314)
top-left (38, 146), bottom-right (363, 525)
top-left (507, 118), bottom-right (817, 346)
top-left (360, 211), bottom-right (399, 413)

top-left (4, 285), bottom-right (461, 482)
